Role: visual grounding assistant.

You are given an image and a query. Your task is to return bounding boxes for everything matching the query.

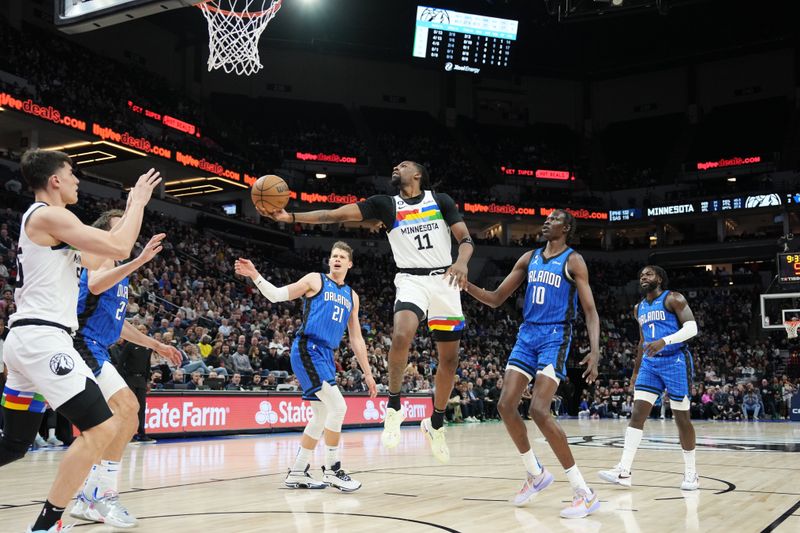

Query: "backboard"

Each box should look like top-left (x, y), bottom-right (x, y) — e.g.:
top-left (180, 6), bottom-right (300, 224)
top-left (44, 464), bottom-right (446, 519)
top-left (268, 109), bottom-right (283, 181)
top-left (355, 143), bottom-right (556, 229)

top-left (54, 0), bottom-right (202, 33)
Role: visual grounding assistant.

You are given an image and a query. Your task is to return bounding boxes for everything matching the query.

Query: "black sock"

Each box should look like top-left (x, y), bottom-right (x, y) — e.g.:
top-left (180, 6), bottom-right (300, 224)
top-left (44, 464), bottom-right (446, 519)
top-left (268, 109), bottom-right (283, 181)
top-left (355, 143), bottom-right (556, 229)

top-left (431, 408), bottom-right (446, 430)
top-left (32, 500), bottom-right (65, 532)
top-left (388, 392), bottom-right (401, 411)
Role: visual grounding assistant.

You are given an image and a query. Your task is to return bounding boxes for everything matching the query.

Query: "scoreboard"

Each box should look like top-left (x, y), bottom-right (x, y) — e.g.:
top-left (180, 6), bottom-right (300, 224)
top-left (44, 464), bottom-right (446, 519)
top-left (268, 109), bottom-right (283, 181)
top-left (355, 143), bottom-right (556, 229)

top-left (412, 6), bottom-right (519, 74)
top-left (778, 253), bottom-right (800, 284)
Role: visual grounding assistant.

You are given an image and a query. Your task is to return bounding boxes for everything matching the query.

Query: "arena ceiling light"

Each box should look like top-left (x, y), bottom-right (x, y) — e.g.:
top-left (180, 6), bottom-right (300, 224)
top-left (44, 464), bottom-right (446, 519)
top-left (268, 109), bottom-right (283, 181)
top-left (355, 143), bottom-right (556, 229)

top-left (315, 173), bottom-right (327, 179)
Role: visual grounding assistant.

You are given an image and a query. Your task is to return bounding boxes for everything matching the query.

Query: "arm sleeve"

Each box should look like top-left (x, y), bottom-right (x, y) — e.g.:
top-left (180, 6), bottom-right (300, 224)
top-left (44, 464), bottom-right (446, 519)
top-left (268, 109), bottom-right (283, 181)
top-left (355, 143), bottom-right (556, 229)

top-left (663, 320), bottom-right (698, 345)
top-left (356, 195), bottom-right (395, 229)
top-left (433, 193), bottom-right (463, 226)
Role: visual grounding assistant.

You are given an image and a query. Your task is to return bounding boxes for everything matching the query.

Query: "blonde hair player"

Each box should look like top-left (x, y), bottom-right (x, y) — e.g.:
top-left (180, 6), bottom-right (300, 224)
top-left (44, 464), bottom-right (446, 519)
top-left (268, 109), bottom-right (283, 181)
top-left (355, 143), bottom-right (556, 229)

top-left (235, 241), bottom-right (376, 490)
top-left (263, 161), bottom-right (473, 464)
top-left (0, 149), bottom-right (160, 533)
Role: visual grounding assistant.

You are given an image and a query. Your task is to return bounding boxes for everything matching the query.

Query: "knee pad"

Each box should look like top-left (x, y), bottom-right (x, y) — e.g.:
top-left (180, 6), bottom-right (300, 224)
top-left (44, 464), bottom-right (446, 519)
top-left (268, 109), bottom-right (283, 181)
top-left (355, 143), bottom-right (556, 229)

top-left (316, 382), bottom-right (347, 433)
top-left (303, 401), bottom-right (328, 441)
top-left (0, 435), bottom-right (30, 466)
top-left (0, 407), bottom-right (43, 466)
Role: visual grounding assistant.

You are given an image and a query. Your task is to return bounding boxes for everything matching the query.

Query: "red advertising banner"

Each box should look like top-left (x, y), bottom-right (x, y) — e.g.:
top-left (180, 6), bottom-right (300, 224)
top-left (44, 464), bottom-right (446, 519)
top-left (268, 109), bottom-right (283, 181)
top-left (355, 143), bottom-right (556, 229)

top-left (128, 393), bottom-right (432, 436)
top-left (696, 155), bottom-right (762, 171)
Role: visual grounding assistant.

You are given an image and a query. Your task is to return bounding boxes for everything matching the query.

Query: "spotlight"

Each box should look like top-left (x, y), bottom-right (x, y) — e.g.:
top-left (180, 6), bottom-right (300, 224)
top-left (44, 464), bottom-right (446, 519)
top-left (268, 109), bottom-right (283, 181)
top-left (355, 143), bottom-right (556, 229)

top-left (315, 173), bottom-right (327, 179)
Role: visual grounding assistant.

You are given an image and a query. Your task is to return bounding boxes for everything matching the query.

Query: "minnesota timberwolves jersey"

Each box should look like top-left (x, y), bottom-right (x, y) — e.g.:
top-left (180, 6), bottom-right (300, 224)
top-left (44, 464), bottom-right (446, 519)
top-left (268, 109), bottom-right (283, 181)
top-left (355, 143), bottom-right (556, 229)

top-left (10, 202), bottom-right (82, 330)
top-left (637, 290), bottom-right (683, 356)
top-left (386, 191), bottom-right (452, 269)
top-left (523, 247), bottom-right (578, 325)
top-left (76, 268), bottom-right (129, 347)
top-left (298, 274), bottom-right (353, 349)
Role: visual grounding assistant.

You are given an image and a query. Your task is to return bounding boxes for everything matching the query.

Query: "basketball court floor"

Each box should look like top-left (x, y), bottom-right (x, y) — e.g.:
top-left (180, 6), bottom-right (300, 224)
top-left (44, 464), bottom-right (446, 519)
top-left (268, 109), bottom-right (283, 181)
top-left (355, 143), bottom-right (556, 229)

top-left (2, 419), bottom-right (799, 532)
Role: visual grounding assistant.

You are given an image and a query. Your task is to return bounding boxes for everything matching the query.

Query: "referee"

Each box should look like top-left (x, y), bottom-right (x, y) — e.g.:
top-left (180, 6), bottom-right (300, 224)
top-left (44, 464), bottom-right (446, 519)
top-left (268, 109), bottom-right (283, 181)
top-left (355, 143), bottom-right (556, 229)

top-left (119, 324), bottom-right (156, 443)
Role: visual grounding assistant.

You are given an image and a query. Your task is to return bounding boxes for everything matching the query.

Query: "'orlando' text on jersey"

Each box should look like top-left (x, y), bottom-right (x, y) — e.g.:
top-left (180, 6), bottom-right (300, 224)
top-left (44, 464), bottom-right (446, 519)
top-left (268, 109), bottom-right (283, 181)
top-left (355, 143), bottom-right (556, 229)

top-left (299, 273), bottom-right (354, 349)
top-left (523, 247), bottom-right (578, 325)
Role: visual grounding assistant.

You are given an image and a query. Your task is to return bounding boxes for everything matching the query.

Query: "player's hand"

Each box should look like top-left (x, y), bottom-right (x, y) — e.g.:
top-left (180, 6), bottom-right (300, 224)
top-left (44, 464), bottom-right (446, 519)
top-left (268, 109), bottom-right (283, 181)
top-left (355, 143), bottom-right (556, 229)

top-left (156, 343), bottom-right (182, 367)
top-left (260, 206), bottom-right (292, 223)
top-left (365, 374), bottom-right (377, 398)
top-left (127, 168), bottom-right (162, 207)
top-left (234, 258), bottom-right (259, 279)
top-left (643, 339), bottom-right (667, 357)
top-left (580, 350), bottom-right (600, 384)
top-left (136, 234), bottom-right (165, 265)
top-left (444, 262), bottom-right (468, 290)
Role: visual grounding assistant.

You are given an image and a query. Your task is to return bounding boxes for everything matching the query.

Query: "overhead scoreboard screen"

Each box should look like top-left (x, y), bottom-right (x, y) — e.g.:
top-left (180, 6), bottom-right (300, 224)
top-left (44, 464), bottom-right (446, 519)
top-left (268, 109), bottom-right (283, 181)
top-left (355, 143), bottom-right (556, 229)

top-left (412, 6), bottom-right (519, 74)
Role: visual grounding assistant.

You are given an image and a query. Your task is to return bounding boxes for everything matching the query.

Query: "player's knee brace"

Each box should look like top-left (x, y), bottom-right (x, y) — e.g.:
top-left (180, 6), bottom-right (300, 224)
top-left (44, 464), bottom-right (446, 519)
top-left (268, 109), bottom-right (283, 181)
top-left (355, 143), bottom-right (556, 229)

top-left (303, 402), bottom-right (328, 440)
top-left (317, 383), bottom-right (347, 433)
top-left (0, 407), bottom-right (43, 467)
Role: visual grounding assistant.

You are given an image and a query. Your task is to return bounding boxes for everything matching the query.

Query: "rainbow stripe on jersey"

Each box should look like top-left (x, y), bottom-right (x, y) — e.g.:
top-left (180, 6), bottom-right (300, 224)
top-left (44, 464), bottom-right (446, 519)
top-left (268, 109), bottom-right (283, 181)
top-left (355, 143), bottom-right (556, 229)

top-left (393, 204), bottom-right (444, 229)
top-left (1, 387), bottom-right (48, 413)
top-left (428, 315), bottom-right (465, 332)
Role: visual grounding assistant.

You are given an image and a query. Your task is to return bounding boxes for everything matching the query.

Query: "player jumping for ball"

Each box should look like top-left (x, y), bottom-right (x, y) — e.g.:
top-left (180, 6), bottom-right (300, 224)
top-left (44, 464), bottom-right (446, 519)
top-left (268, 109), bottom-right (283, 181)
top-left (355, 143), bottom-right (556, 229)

top-left (262, 161), bottom-right (472, 463)
top-left (465, 209), bottom-right (602, 518)
top-left (599, 265), bottom-right (700, 491)
top-left (235, 241), bottom-right (377, 490)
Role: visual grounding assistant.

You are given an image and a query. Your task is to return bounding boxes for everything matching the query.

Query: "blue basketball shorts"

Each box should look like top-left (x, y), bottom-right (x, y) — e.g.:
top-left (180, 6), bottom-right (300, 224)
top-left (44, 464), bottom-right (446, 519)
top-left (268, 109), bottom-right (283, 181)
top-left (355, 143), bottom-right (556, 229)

top-left (291, 336), bottom-right (336, 401)
top-left (635, 348), bottom-right (694, 402)
top-left (506, 322), bottom-right (572, 382)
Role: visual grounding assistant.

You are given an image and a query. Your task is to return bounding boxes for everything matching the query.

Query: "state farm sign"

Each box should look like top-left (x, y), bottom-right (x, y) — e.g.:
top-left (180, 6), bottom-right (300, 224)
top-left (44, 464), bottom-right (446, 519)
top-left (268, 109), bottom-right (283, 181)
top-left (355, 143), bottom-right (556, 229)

top-left (137, 394), bottom-right (432, 436)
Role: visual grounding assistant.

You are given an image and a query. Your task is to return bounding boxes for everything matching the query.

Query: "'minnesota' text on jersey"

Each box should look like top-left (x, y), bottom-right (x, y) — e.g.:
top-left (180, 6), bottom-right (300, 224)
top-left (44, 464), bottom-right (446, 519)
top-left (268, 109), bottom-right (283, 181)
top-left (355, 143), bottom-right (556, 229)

top-left (298, 274), bottom-right (353, 349)
top-left (637, 290), bottom-right (683, 356)
top-left (76, 268), bottom-right (129, 347)
top-left (523, 248), bottom-right (578, 324)
top-left (387, 191), bottom-right (453, 269)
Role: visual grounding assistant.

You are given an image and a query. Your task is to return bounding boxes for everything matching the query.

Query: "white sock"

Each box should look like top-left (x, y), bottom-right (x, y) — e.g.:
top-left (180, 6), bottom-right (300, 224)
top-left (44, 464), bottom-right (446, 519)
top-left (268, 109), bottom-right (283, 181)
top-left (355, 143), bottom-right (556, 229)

top-left (98, 459), bottom-right (121, 495)
top-left (291, 446), bottom-right (313, 472)
top-left (47, 428), bottom-right (57, 440)
top-left (81, 465), bottom-right (100, 500)
top-left (564, 465), bottom-right (590, 493)
top-left (325, 445), bottom-right (340, 470)
top-left (619, 427), bottom-right (643, 472)
top-left (521, 449), bottom-right (543, 476)
top-left (683, 448), bottom-right (696, 476)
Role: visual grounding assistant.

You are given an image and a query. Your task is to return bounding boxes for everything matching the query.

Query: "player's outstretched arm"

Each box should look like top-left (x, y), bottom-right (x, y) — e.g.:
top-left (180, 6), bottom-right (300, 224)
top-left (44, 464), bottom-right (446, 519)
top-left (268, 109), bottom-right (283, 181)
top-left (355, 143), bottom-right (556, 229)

top-left (33, 169), bottom-right (161, 267)
top-left (264, 203), bottom-right (364, 225)
top-left (570, 252), bottom-right (600, 383)
top-left (120, 321), bottom-right (182, 366)
top-left (347, 291), bottom-right (377, 397)
top-left (643, 292), bottom-right (698, 356)
top-left (85, 234), bottom-right (165, 294)
top-left (465, 250), bottom-right (531, 308)
top-left (235, 258), bottom-right (321, 301)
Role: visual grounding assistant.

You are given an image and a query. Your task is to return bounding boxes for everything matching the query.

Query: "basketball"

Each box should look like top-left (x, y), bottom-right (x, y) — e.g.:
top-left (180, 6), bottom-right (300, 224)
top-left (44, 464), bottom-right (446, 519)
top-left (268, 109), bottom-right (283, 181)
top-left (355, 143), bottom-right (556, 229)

top-left (251, 174), bottom-right (290, 213)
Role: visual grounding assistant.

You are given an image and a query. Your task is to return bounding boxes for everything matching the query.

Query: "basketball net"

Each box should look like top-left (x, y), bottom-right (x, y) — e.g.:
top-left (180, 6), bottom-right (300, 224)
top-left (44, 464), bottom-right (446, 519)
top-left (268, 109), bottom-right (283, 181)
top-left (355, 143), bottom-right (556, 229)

top-left (785, 320), bottom-right (800, 339)
top-left (196, 0), bottom-right (282, 76)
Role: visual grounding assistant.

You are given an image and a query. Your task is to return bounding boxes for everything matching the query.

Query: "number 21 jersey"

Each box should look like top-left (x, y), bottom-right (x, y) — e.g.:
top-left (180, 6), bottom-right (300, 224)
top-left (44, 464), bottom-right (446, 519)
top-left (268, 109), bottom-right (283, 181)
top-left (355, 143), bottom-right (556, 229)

top-left (298, 273), bottom-right (353, 349)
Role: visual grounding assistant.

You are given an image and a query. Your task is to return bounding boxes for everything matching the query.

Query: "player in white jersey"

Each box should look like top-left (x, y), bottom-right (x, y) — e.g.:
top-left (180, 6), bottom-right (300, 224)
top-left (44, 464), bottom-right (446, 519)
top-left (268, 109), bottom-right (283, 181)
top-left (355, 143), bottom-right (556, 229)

top-left (0, 149), bottom-right (160, 533)
top-left (264, 161), bottom-right (473, 463)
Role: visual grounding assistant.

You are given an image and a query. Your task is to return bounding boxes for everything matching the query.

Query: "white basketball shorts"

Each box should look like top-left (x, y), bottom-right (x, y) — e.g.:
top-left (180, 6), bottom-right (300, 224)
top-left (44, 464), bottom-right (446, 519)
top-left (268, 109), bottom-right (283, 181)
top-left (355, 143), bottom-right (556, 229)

top-left (394, 273), bottom-right (465, 341)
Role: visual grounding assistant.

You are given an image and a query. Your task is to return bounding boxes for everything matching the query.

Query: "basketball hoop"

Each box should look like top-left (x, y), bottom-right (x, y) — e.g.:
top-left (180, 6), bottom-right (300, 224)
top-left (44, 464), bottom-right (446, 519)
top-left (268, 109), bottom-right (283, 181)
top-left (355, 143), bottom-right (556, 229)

top-left (784, 320), bottom-right (800, 339)
top-left (196, 0), bottom-right (282, 76)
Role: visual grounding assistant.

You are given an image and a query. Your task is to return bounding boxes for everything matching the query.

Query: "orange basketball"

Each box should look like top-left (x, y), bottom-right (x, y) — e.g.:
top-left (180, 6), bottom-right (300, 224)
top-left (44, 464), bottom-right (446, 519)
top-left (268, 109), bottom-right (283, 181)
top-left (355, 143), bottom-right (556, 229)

top-left (251, 174), bottom-right (290, 213)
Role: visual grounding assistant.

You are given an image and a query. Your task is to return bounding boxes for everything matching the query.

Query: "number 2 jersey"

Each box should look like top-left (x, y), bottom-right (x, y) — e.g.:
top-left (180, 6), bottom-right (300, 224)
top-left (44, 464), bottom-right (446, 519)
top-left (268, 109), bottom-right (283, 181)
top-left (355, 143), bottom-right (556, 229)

top-left (523, 247), bottom-right (578, 325)
top-left (357, 191), bottom-right (462, 269)
top-left (76, 267), bottom-right (129, 348)
top-left (298, 273), bottom-right (353, 349)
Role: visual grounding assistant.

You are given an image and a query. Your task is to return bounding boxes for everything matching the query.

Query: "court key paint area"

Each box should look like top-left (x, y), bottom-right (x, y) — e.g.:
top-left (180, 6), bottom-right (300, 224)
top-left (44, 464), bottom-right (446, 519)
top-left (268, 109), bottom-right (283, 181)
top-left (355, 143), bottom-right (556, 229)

top-left (1, 420), bottom-right (799, 532)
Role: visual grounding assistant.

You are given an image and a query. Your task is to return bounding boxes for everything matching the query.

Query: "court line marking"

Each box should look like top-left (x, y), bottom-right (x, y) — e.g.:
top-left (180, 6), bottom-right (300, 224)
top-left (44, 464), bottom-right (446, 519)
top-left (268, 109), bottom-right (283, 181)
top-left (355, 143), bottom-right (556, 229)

top-left (761, 498), bottom-right (800, 532)
top-left (385, 492), bottom-right (418, 497)
top-left (65, 511), bottom-right (462, 532)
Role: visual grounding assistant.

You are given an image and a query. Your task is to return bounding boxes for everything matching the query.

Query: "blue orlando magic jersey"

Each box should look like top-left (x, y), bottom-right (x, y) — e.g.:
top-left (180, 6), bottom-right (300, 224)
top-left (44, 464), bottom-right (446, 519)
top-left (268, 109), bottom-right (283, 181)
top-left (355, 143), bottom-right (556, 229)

top-left (76, 268), bottom-right (129, 347)
top-left (523, 248), bottom-right (578, 325)
top-left (298, 273), bottom-right (353, 349)
top-left (637, 290), bottom-right (683, 356)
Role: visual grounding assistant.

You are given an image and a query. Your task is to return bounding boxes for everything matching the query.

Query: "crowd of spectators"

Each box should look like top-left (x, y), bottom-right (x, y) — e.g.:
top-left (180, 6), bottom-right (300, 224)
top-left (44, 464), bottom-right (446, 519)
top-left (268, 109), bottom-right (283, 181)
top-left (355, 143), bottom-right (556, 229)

top-left (1, 176), bottom-right (798, 427)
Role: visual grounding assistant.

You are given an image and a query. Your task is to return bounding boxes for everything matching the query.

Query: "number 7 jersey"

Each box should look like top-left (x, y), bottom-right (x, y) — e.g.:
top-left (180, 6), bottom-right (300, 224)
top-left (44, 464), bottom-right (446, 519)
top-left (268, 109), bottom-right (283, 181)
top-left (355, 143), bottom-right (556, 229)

top-left (298, 273), bottom-right (353, 349)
